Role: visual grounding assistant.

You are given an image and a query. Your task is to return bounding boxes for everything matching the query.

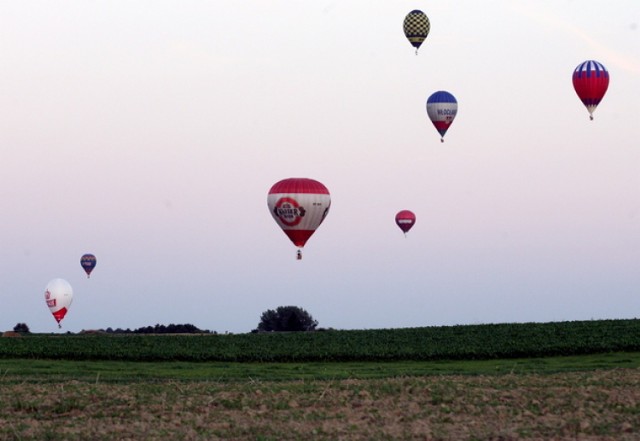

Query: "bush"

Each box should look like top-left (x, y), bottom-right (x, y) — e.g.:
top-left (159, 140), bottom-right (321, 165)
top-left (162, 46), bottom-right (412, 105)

top-left (13, 323), bottom-right (30, 334)
top-left (256, 306), bottom-right (318, 332)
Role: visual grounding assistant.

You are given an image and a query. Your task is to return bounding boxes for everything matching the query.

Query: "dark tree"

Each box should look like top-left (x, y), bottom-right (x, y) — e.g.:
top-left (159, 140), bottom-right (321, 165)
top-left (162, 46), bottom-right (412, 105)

top-left (257, 306), bottom-right (318, 332)
top-left (13, 323), bottom-right (30, 334)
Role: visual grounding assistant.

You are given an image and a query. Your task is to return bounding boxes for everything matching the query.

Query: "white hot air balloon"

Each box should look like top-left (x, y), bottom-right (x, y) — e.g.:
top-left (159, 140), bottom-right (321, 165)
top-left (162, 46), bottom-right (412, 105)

top-left (45, 278), bottom-right (73, 328)
top-left (267, 178), bottom-right (331, 259)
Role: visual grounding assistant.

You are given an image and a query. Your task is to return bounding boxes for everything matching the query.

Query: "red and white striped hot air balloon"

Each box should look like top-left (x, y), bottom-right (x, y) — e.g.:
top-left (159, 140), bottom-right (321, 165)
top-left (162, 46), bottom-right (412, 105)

top-left (395, 210), bottom-right (416, 236)
top-left (267, 178), bottom-right (331, 259)
top-left (45, 278), bottom-right (73, 328)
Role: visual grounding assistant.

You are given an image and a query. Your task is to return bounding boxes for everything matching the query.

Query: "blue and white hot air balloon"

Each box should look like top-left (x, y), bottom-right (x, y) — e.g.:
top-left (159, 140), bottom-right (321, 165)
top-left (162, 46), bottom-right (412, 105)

top-left (426, 91), bottom-right (458, 142)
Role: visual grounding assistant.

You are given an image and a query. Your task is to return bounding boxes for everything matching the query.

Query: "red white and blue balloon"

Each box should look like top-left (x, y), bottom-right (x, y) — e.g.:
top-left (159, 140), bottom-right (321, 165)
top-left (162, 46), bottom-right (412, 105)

top-left (572, 60), bottom-right (609, 120)
top-left (267, 178), bottom-right (331, 259)
top-left (426, 91), bottom-right (457, 142)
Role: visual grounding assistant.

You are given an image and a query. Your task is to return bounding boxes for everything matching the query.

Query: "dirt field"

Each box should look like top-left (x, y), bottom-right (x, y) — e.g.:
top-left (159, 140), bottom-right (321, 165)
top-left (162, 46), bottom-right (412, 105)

top-left (1, 368), bottom-right (638, 440)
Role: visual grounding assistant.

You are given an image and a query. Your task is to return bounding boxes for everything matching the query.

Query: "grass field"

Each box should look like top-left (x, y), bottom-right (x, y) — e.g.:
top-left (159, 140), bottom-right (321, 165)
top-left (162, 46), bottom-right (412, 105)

top-left (1, 320), bottom-right (639, 440)
top-left (1, 357), bottom-right (638, 440)
top-left (1, 351), bottom-right (640, 383)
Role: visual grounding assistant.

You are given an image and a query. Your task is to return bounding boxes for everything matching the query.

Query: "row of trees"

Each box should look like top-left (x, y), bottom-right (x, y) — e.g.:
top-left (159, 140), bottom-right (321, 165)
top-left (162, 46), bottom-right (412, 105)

top-left (12, 306), bottom-right (318, 334)
top-left (101, 323), bottom-right (209, 334)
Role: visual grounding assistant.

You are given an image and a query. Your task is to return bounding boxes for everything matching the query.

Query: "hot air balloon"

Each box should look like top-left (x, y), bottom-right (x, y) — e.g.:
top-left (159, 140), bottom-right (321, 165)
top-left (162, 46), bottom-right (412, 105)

top-left (80, 253), bottom-right (96, 278)
top-left (403, 10), bottom-right (430, 54)
top-left (572, 60), bottom-right (609, 120)
top-left (267, 178), bottom-right (331, 260)
top-left (45, 278), bottom-right (73, 328)
top-left (426, 91), bottom-right (457, 142)
top-left (395, 210), bottom-right (416, 236)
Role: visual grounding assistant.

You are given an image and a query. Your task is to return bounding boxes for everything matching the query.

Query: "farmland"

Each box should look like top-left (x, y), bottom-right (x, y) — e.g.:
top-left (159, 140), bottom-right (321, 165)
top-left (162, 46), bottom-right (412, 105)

top-left (1, 319), bottom-right (639, 440)
top-left (2, 318), bottom-right (639, 363)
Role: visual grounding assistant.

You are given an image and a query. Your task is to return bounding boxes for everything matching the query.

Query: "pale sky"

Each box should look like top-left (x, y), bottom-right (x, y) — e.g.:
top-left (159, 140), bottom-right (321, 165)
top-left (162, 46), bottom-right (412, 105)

top-left (1, 1), bottom-right (638, 333)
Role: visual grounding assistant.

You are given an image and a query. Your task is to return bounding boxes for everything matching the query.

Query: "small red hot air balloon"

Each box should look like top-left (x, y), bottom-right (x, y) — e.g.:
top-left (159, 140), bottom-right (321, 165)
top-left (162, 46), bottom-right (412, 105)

top-left (267, 178), bottom-right (331, 259)
top-left (572, 60), bottom-right (609, 120)
top-left (395, 210), bottom-right (416, 236)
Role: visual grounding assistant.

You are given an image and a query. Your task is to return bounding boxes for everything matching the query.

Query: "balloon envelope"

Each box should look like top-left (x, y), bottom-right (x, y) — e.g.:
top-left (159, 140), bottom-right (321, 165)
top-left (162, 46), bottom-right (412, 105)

top-left (572, 60), bottom-right (609, 119)
top-left (395, 210), bottom-right (416, 234)
top-left (267, 178), bottom-right (331, 255)
top-left (426, 91), bottom-right (457, 141)
top-left (80, 253), bottom-right (97, 278)
top-left (45, 278), bottom-right (73, 326)
top-left (403, 10), bottom-right (430, 52)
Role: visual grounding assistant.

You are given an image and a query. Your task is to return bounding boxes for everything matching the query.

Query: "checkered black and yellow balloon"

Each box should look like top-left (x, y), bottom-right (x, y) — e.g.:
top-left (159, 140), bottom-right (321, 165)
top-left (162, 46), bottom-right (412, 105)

top-left (403, 10), bottom-right (430, 53)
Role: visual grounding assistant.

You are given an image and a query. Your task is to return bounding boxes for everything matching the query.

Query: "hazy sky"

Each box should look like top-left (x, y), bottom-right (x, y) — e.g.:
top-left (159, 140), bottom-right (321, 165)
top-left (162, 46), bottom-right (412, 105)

top-left (1, 1), bottom-right (638, 333)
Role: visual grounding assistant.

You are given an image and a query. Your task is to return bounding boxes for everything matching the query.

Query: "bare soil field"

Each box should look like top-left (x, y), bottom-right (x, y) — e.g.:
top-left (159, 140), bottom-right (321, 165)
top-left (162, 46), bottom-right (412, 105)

top-left (1, 368), bottom-right (638, 440)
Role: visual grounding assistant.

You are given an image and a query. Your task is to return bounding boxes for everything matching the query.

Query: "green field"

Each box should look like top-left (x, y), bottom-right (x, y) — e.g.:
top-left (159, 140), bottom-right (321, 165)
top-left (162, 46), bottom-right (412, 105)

top-left (1, 319), bottom-right (639, 440)
top-left (2, 319), bottom-right (639, 364)
top-left (1, 352), bottom-right (639, 384)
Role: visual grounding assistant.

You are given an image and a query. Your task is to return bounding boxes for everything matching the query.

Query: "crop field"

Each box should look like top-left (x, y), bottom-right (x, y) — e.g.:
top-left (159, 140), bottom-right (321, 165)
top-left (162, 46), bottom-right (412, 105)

top-left (1, 319), bottom-right (639, 440)
top-left (2, 319), bottom-right (639, 363)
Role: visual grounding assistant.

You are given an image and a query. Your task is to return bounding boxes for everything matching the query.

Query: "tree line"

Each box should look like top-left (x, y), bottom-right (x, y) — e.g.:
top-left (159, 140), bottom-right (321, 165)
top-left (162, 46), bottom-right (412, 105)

top-left (12, 305), bottom-right (318, 334)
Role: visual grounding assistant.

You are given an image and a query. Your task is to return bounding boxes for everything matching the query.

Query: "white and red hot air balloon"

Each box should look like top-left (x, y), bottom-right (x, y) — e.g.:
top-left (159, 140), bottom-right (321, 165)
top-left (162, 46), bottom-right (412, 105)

top-left (267, 178), bottom-right (331, 259)
top-left (395, 210), bottom-right (416, 236)
top-left (45, 278), bottom-right (73, 328)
